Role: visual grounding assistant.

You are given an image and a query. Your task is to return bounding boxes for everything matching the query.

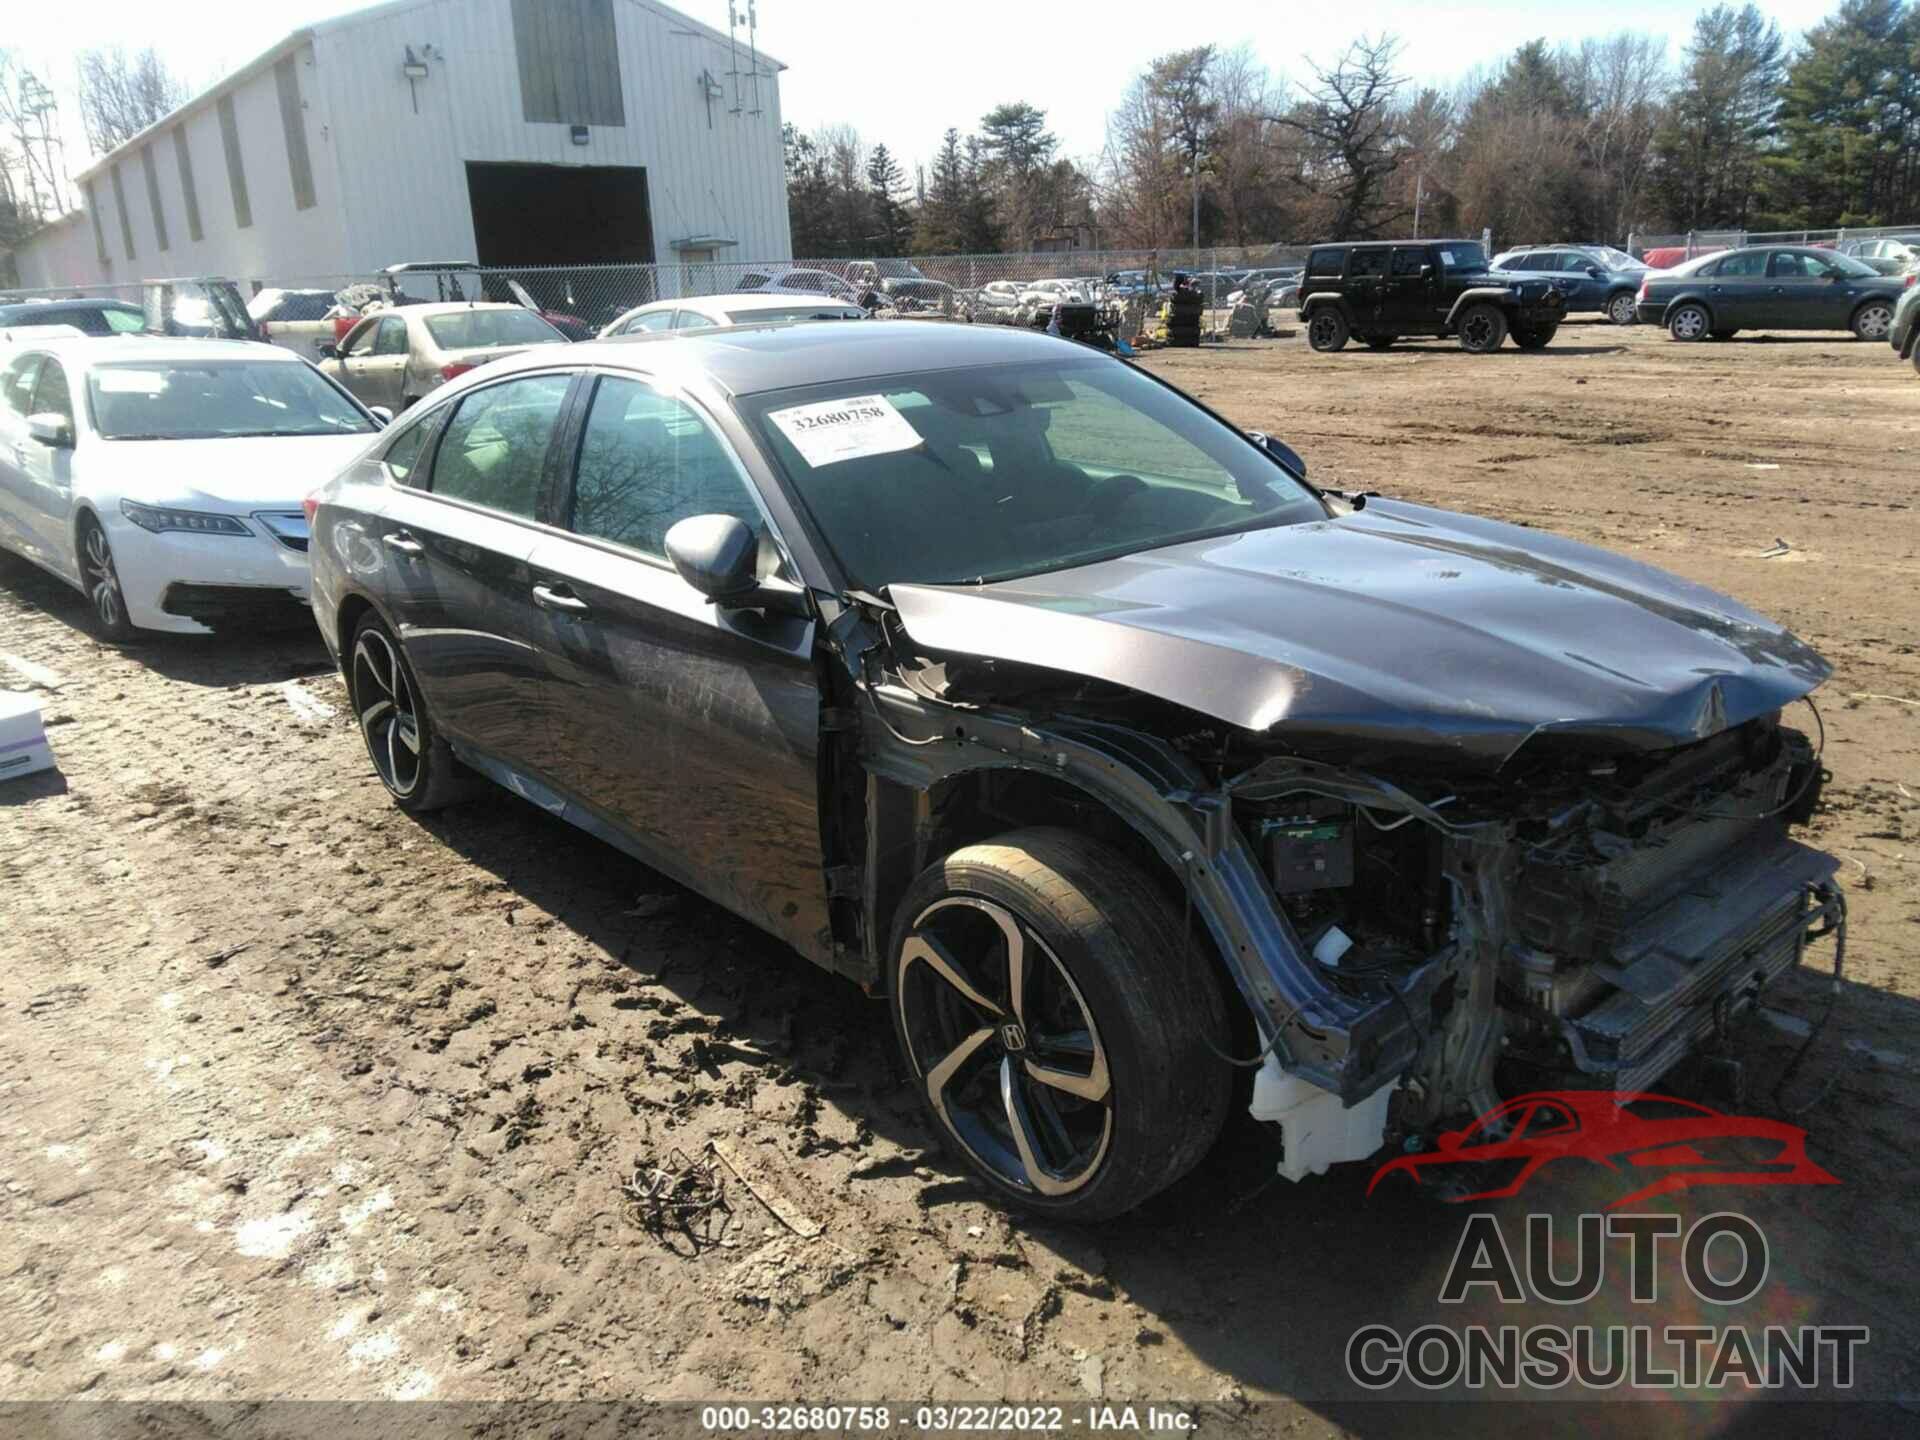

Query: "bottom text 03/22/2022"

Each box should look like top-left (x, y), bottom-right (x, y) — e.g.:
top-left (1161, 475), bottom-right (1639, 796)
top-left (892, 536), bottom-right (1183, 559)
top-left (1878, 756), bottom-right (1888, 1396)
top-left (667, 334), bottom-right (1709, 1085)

top-left (699, 1404), bottom-right (1199, 1432)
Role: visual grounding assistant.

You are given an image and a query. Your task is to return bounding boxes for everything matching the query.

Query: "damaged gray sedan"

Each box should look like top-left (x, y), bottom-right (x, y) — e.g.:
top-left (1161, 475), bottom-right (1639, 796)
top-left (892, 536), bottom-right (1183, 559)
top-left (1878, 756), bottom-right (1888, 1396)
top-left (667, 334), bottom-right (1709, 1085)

top-left (308, 323), bottom-right (1842, 1220)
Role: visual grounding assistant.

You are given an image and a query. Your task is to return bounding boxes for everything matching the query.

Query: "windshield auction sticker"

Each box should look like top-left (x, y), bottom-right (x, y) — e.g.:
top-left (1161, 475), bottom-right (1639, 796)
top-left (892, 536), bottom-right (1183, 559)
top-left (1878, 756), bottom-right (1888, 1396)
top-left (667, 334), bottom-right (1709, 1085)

top-left (767, 394), bottom-right (923, 467)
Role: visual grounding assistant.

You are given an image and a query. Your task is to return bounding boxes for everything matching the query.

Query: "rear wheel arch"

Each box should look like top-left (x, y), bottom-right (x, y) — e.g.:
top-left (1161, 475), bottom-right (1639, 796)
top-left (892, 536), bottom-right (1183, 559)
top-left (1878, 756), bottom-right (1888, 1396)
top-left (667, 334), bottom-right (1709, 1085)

top-left (335, 592), bottom-right (380, 669)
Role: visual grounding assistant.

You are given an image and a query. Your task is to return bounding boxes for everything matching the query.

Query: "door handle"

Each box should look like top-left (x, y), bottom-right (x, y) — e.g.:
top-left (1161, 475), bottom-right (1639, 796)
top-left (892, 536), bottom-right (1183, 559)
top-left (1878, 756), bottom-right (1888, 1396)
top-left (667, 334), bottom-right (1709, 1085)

top-left (532, 582), bottom-right (591, 616)
top-left (382, 531), bottom-right (424, 557)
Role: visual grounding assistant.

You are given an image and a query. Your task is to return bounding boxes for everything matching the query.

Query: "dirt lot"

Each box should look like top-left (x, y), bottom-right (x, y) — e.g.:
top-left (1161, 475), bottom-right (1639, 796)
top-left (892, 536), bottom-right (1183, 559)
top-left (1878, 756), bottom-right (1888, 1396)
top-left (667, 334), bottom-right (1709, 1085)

top-left (2, 321), bottom-right (1917, 1433)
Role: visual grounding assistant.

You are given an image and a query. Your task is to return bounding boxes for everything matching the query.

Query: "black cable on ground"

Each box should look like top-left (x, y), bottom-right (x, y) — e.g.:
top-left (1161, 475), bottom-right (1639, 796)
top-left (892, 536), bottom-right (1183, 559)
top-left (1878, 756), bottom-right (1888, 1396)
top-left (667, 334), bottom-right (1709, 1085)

top-left (1772, 888), bottom-right (1849, 1118)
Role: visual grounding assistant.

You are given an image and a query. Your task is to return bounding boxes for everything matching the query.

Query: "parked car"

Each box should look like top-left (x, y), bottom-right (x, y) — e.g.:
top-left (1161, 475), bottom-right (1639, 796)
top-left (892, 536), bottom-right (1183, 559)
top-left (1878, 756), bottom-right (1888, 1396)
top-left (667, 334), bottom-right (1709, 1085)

top-left (1490, 245), bottom-right (1646, 325)
top-left (247, 288), bottom-right (339, 325)
top-left (599, 293), bottom-right (868, 337)
top-left (736, 268), bottom-right (867, 305)
top-left (317, 302), bottom-right (569, 411)
top-left (0, 297), bottom-right (148, 337)
top-left (1832, 234), bottom-right (1920, 275)
top-left (845, 259), bottom-right (956, 315)
top-left (1640, 244), bottom-right (1718, 270)
top-left (306, 322), bottom-right (1838, 1221)
top-left (1297, 238), bottom-right (1569, 351)
top-left (1635, 245), bottom-right (1905, 340)
top-left (1889, 281), bottom-right (1920, 373)
top-left (0, 337), bottom-right (380, 639)
top-left (1225, 267), bottom-right (1301, 308)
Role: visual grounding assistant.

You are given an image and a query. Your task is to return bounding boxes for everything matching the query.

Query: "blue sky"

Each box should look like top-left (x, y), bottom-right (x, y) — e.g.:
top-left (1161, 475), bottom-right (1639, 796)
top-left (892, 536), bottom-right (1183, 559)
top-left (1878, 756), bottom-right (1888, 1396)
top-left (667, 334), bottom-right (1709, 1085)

top-left (10, 0), bottom-right (1848, 178)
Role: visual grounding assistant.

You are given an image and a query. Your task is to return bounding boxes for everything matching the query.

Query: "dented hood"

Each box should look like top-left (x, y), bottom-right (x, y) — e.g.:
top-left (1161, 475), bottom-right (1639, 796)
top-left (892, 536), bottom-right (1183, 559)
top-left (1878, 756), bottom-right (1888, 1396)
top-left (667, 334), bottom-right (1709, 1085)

top-left (887, 499), bottom-right (1831, 769)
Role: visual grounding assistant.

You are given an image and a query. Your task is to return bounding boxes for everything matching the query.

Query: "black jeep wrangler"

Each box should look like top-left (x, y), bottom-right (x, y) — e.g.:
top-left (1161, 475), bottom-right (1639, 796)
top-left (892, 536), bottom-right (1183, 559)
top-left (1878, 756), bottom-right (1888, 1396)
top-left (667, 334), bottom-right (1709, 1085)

top-left (1296, 239), bottom-right (1568, 353)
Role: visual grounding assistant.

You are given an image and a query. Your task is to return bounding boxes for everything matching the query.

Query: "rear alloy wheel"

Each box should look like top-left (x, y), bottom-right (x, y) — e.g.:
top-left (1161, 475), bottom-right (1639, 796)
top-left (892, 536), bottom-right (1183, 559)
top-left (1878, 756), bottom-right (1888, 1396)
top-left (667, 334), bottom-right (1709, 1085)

top-left (1607, 292), bottom-right (1638, 326)
top-left (349, 614), bottom-right (468, 812)
top-left (1306, 309), bottom-right (1350, 352)
top-left (890, 828), bottom-right (1232, 1221)
top-left (1667, 303), bottom-right (1711, 341)
top-left (1512, 322), bottom-right (1558, 351)
top-left (1457, 304), bottom-right (1508, 353)
top-left (1852, 301), bottom-right (1894, 342)
top-left (76, 515), bottom-right (135, 642)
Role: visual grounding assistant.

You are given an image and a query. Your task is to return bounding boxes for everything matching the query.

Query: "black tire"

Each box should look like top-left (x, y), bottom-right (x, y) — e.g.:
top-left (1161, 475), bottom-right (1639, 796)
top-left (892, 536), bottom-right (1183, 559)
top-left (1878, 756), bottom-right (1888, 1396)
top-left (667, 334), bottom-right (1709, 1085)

top-left (1852, 300), bottom-right (1894, 342)
top-left (889, 827), bottom-right (1232, 1221)
top-left (1512, 322), bottom-right (1558, 351)
top-left (1306, 308), bottom-right (1350, 352)
top-left (1912, 344), bottom-right (1920, 377)
top-left (1456, 304), bottom-right (1508, 353)
top-left (348, 612), bottom-right (469, 812)
top-left (75, 513), bottom-right (137, 643)
top-left (1606, 292), bottom-right (1638, 326)
top-left (1667, 302), bottom-right (1711, 341)
top-left (1364, 335), bottom-right (1397, 350)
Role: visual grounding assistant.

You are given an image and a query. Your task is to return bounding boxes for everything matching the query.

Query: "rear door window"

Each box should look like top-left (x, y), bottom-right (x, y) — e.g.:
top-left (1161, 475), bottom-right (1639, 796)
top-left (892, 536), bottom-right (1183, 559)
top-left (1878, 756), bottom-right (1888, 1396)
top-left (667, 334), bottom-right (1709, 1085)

top-left (427, 373), bottom-right (572, 519)
top-left (566, 375), bottom-right (762, 558)
top-left (2, 354), bottom-right (44, 415)
top-left (29, 360), bottom-right (72, 425)
top-left (1347, 249), bottom-right (1389, 278)
top-left (1715, 251), bottom-right (1768, 278)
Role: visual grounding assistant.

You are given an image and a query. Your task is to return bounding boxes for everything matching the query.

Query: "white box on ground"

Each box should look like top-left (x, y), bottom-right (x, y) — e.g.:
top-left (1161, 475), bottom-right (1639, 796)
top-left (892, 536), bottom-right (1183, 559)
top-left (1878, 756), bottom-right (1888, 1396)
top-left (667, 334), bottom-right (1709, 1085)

top-left (0, 690), bottom-right (55, 782)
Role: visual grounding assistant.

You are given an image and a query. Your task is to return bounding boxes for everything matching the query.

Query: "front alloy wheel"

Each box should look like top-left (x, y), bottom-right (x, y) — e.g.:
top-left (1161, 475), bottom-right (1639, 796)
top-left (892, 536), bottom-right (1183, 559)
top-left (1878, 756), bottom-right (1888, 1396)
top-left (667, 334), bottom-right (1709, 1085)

top-left (78, 516), bottom-right (135, 642)
top-left (890, 828), bottom-right (1231, 1220)
top-left (899, 896), bottom-right (1114, 1198)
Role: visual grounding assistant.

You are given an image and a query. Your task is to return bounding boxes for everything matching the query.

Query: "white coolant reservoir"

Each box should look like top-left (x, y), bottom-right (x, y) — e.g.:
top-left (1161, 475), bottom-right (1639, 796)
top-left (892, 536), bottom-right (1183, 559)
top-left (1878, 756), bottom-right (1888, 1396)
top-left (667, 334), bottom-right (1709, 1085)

top-left (1250, 1054), bottom-right (1396, 1183)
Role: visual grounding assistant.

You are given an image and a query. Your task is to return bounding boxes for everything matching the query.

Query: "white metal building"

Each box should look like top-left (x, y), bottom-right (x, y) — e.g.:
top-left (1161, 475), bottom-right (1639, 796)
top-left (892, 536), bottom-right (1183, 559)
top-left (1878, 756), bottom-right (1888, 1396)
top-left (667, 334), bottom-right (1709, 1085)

top-left (11, 0), bottom-right (790, 291)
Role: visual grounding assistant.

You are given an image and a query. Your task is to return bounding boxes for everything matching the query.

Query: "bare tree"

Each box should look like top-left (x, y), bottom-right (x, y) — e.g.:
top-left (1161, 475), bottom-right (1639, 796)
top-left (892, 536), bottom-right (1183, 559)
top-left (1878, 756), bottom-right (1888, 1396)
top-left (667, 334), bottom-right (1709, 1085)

top-left (75, 46), bottom-right (186, 156)
top-left (1274, 36), bottom-right (1408, 239)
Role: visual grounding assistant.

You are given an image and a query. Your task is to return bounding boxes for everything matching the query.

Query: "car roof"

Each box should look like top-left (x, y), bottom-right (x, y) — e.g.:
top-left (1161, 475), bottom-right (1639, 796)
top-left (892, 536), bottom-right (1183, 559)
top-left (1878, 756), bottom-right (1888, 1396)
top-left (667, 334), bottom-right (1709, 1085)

top-left (486, 320), bottom-right (1094, 398)
top-left (393, 302), bottom-right (530, 317)
top-left (0, 297), bottom-right (142, 317)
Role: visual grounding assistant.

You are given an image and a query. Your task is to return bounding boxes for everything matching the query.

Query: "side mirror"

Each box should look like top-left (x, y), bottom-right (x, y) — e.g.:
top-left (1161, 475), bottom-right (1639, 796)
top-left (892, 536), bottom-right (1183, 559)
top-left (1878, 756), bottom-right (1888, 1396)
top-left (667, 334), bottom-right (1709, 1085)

top-left (1586, 266), bottom-right (1604, 278)
top-left (367, 405), bottom-right (394, 427)
top-left (1247, 430), bottom-right (1306, 479)
top-left (664, 514), bottom-right (811, 618)
top-left (27, 413), bottom-right (73, 448)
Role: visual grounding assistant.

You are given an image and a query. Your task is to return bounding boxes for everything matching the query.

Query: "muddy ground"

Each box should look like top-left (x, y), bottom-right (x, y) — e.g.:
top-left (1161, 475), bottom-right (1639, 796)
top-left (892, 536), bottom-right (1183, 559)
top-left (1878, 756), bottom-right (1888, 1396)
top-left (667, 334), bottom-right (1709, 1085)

top-left (2, 321), bottom-right (1917, 1435)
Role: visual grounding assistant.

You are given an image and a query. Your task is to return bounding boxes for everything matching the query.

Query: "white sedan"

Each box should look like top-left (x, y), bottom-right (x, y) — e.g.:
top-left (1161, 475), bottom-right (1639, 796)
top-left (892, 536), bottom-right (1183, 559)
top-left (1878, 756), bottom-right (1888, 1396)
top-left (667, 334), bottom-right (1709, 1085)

top-left (0, 337), bottom-right (384, 639)
top-left (598, 291), bottom-right (868, 338)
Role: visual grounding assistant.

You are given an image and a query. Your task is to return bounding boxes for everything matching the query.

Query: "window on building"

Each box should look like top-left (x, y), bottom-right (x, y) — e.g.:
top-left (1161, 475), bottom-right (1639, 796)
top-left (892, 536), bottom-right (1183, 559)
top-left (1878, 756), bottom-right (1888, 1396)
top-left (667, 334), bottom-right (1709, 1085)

top-left (173, 126), bottom-right (203, 242)
top-left (141, 144), bottom-right (170, 252)
top-left (110, 162), bottom-right (136, 260)
top-left (218, 94), bottom-right (253, 229)
top-left (511, 0), bottom-right (626, 127)
top-left (275, 56), bottom-right (317, 211)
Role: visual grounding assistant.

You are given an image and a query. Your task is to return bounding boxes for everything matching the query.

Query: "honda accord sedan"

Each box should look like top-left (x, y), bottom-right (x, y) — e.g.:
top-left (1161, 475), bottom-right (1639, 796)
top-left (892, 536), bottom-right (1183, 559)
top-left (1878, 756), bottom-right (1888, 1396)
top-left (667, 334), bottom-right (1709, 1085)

top-left (306, 324), bottom-right (1842, 1220)
top-left (0, 337), bottom-right (380, 638)
top-left (1636, 245), bottom-right (1905, 340)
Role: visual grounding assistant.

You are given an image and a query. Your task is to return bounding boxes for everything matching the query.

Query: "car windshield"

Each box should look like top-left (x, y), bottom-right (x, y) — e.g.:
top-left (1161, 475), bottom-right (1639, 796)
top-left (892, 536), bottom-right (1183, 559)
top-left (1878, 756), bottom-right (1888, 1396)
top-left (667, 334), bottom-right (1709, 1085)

top-left (741, 356), bottom-right (1326, 589)
top-left (88, 360), bottom-right (375, 440)
top-left (723, 305), bottom-right (864, 324)
top-left (424, 309), bottom-right (565, 350)
top-left (1436, 242), bottom-right (1487, 271)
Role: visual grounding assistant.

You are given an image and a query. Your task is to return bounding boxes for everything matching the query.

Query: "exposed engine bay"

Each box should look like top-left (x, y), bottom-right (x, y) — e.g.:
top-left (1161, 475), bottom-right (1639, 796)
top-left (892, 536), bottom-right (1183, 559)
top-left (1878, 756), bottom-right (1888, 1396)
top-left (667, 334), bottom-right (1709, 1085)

top-left (1229, 709), bottom-right (1839, 1161)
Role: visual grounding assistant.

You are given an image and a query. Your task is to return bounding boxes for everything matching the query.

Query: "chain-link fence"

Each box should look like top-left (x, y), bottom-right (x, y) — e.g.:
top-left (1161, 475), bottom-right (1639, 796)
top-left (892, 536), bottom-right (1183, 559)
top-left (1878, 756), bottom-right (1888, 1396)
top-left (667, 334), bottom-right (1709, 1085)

top-left (1625, 222), bottom-right (1920, 261)
top-left (4, 244), bottom-right (1313, 349)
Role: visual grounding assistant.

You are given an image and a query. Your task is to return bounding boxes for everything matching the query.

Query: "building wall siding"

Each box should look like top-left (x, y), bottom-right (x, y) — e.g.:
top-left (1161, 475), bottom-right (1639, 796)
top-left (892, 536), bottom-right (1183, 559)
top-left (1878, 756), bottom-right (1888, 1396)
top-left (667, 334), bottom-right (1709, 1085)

top-left (12, 0), bottom-right (788, 289)
top-left (275, 57), bottom-right (319, 210)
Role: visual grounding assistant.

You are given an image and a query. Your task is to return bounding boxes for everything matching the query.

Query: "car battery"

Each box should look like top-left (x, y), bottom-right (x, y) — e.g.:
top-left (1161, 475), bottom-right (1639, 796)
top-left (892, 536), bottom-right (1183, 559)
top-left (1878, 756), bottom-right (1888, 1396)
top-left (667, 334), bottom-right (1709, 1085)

top-left (1260, 799), bottom-right (1354, 894)
top-left (0, 690), bottom-right (55, 783)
